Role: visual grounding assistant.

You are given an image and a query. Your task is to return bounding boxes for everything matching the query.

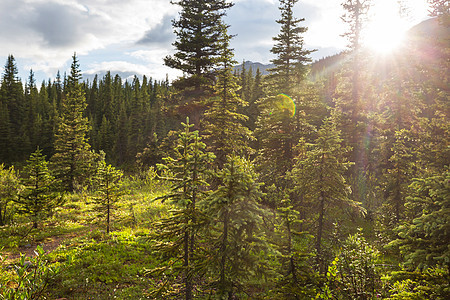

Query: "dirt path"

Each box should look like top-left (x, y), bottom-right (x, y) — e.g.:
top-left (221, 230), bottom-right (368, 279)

top-left (4, 230), bottom-right (86, 262)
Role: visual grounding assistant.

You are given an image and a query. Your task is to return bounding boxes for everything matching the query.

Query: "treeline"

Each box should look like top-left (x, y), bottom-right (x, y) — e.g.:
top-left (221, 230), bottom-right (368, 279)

top-left (0, 58), bottom-right (173, 166)
top-left (0, 0), bottom-right (449, 298)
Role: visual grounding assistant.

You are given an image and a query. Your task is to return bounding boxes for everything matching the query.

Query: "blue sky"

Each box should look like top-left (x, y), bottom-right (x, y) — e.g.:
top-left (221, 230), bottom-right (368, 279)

top-left (0, 0), bottom-right (430, 84)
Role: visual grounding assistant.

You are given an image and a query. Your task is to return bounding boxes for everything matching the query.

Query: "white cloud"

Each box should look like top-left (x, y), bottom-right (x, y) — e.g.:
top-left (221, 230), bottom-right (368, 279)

top-left (0, 0), bottom-right (178, 77)
top-left (0, 0), bottom-right (430, 83)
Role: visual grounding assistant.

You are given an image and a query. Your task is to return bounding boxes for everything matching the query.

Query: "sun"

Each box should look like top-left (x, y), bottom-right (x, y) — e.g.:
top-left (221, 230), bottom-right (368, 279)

top-left (363, 0), bottom-right (409, 54)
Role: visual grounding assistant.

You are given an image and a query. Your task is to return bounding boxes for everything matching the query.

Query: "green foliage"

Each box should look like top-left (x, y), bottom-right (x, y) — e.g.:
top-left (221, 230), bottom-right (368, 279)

top-left (0, 55), bottom-right (26, 162)
top-left (51, 54), bottom-right (95, 192)
top-left (384, 267), bottom-right (450, 300)
top-left (0, 165), bottom-right (21, 226)
top-left (334, 230), bottom-right (382, 299)
top-left (92, 151), bottom-right (126, 234)
top-left (204, 155), bottom-right (266, 297)
top-left (0, 245), bottom-right (72, 299)
top-left (15, 148), bottom-right (62, 229)
top-left (389, 170), bottom-right (450, 270)
top-left (290, 118), bottom-right (361, 272)
top-left (164, 0), bottom-right (233, 90)
top-left (151, 118), bottom-right (214, 299)
top-left (202, 25), bottom-right (253, 168)
top-left (268, 0), bottom-right (313, 94)
top-left (273, 198), bottom-right (318, 299)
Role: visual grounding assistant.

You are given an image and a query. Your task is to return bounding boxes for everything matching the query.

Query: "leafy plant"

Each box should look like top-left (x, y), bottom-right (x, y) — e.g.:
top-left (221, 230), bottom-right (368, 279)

top-left (0, 245), bottom-right (72, 299)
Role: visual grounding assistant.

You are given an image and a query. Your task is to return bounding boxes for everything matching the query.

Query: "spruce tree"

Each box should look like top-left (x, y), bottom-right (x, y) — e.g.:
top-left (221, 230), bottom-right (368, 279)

top-left (201, 24), bottom-right (253, 168)
top-left (92, 151), bottom-right (125, 234)
top-left (0, 55), bottom-right (25, 162)
top-left (25, 70), bottom-right (40, 155)
top-left (255, 0), bottom-right (314, 201)
top-left (335, 0), bottom-right (371, 202)
top-left (390, 170), bottom-right (449, 270)
top-left (379, 129), bottom-right (415, 229)
top-left (273, 197), bottom-right (316, 299)
top-left (267, 0), bottom-right (313, 95)
top-left (51, 54), bottom-right (93, 192)
top-left (205, 155), bottom-right (265, 298)
top-left (0, 164), bottom-right (21, 226)
top-left (164, 0), bottom-right (234, 125)
top-left (151, 118), bottom-right (214, 300)
top-left (290, 118), bottom-right (361, 273)
top-left (16, 148), bottom-right (62, 229)
top-left (164, 0), bottom-right (233, 91)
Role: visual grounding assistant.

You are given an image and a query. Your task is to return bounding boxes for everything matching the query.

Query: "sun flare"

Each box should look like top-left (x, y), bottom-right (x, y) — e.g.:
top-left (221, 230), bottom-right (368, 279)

top-left (363, 0), bottom-right (409, 54)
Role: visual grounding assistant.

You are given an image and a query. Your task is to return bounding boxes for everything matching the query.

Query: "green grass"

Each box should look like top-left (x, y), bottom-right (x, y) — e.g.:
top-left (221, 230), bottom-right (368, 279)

top-left (0, 174), bottom-right (171, 299)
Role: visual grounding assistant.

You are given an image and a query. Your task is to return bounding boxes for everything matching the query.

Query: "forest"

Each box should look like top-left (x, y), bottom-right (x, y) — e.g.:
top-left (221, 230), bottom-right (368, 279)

top-left (0, 0), bottom-right (448, 299)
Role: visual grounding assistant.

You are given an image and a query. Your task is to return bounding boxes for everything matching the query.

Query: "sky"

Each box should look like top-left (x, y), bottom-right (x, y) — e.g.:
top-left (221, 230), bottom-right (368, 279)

top-left (0, 0), bottom-right (431, 84)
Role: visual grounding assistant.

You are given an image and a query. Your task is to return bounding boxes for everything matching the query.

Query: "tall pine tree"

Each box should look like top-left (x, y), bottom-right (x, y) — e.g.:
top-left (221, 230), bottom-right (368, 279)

top-left (201, 24), bottom-right (253, 168)
top-left (51, 54), bottom-right (93, 192)
top-left (151, 119), bottom-right (215, 300)
top-left (164, 0), bottom-right (233, 125)
top-left (16, 148), bottom-right (62, 229)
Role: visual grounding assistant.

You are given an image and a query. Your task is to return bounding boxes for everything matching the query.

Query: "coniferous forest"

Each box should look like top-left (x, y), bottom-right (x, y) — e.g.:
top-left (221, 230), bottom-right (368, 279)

top-left (0, 0), bottom-right (449, 299)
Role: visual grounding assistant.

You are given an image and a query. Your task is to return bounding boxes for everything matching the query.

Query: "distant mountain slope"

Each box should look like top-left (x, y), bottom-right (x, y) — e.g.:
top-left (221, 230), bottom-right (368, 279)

top-left (233, 61), bottom-right (274, 75)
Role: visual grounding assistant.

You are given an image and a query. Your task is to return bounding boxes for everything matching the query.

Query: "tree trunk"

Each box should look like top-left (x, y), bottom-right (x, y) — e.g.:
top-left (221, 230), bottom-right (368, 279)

top-left (184, 229), bottom-right (192, 300)
top-left (220, 208), bottom-right (229, 293)
top-left (316, 193), bottom-right (325, 274)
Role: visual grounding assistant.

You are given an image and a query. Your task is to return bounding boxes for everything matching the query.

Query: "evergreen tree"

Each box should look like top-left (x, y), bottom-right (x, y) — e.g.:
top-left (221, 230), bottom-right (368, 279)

top-left (244, 68), bottom-right (264, 133)
top-left (273, 197), bottom-right (316, 299)
top-left (16, 148), bottom-right (62, 229)
top-left (0, 55), bottom-right (25, 162)
top-left (205, 155), bottom-right (265, 298)
top-left (164, 0), bottom-right (234, 126)
top-left (92, 151), bottom-right (125, 234)
top-left (255, 0), bottom-right (314, 203)
top-left (51, 54), bottom-right (94, 192)
top-left (290, 118), bottom-right (361, 273)
top-left (151, 119), bottom-right (214, 300)
top-left (25, 70), bottom-right (40, 154)
top-left (331, 230), bottom-right (382, 299)
top-left (390, 170), bottom-right (449, 270)
top-left (335, 0), bottom-right (371, 202)
top-left (164, 0), bottom-right (233, 91)
top-left (0, 164), bottom-right (21, 226)
top-left (379, 129), bottom-right (415, 229)
top-left (267, 0), bottom-right (313, 95)
top-left (202, 24), bottom-right (253, 168)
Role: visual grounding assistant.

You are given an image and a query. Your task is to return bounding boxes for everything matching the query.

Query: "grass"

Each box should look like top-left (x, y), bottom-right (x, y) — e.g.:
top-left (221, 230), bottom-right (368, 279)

top-left (0, 174), bottom-right (171, 299)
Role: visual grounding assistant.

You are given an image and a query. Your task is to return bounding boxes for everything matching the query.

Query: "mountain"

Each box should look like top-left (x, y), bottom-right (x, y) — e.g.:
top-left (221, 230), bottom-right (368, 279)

top-left (233, 61), bottom-right (274, 75)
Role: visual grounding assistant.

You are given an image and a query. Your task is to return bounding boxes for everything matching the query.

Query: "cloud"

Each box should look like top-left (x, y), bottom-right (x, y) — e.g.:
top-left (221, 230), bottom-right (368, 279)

top-left (227, 0), bottom-right (323, 63)
top-left (137, 15), bottom-right (175, 45)
top-left (0, 0), bottom-right (177, 78)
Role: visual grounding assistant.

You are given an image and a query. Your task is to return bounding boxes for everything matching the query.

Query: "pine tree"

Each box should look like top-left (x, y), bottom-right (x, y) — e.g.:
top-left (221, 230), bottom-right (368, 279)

top-left (201, 24), bottom-right (253, 168)
top-left (151, 118), bottom-right (214, 300)
top-left (164, 0), bottom-right (234, 125)
top-left (267, 0), bottom-right (313, 95)
top-left (164, 0), bottom-right (233, 91)
top-left (51, 54), bottom-right (94, 192)
top-left (16, 148), bottom-right (62, 229)
top-left (0, 55), bottom-right (26, 162)
top-left (205, 155), bottom-right (265, 298)
top-left (92, 151), bottom-right (125, 234)
top-left (390, 170), bottom-right (449, 270)
top-left (290, 118), bottom-right (361, 273)
top-left (335, 0), bottom-right (371, 202)
top-left (255, 0), bottom-right (314, 202)
top-left (0, 164), bottom-right (21, 226)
